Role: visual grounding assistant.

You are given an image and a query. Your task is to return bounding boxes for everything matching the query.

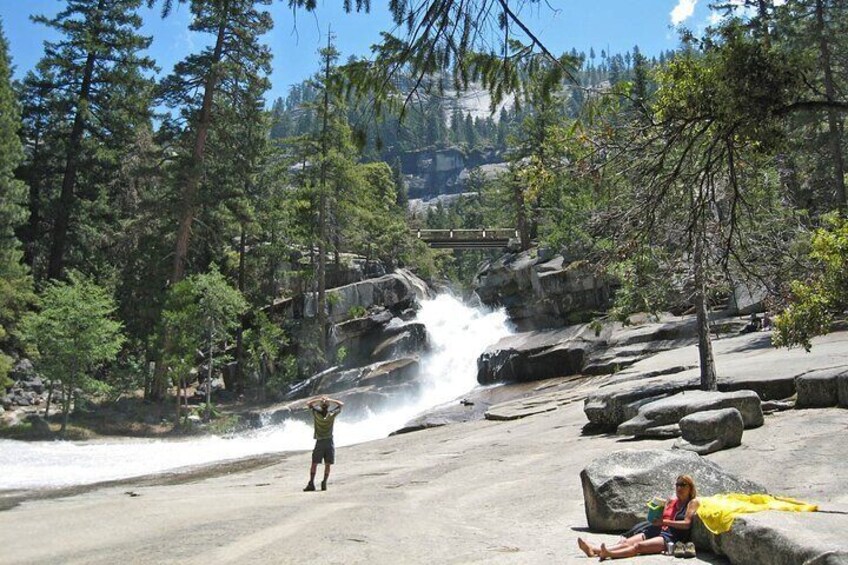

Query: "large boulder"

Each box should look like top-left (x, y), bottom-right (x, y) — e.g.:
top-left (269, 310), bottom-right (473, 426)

top-left (583, 375), bottom-right (699, 431)
top-left (371, 322), bottom-right (429, 362)
top-left (10, 358), bottom-right (36, 380)
top-left (839, 373), bottom-right (848, 408)
top-left (284, 357), bottom-right (421, 401)
top-left (584, 373), bottom-right (798, 433)
top-left (24, 414), bottom-right (51, 434)
top-left (473, 250), bottom-right (611, 330)
top-left (698, 509), bottom-right (848, 565)
top-left (673, 408), bottom-right (744, 455)
top-left (304, 269), bottom-right (432, 323)
top-left (324, 255), bottom-right (386, 289)
top-left (476, 325), bottom-right (590, 385)
top-left (332, 308), bottom-right (393, 345)
top-left (617, 390), bottom-right (763, 438)
top-left (580, 449), bottom-right (766, 532)
top-left (728, 282), bottom-right (768, 316)
top-left (477, 314), bottom-right (717, 386)
top-left (795, 367), bottom-right (848, 409)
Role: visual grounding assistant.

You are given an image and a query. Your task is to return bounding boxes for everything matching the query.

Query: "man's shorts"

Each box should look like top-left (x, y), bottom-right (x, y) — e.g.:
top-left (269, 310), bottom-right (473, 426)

top-left (312, 438), bottom-right (335, 464)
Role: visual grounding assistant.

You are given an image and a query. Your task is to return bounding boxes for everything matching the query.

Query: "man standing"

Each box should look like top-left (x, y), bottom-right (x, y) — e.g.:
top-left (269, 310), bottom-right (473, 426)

top-left (304, 395), bottom-right (344, 491)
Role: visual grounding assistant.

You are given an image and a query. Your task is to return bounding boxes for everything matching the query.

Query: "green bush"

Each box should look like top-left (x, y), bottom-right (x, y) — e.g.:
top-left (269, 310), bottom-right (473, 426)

top-left (774, 214), bottom-right (848, 351)
top-left (348, 305), bottom-right (367, 319)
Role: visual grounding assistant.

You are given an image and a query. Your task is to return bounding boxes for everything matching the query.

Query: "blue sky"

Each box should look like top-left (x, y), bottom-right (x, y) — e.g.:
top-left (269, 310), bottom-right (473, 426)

top-left (0, 0), bottom-right (723, 105)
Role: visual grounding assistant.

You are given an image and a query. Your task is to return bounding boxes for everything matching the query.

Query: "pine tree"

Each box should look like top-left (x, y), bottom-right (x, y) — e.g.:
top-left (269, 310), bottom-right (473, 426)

top-left (464, 113), bottom-right (477, 148)
top-left (810, 0), bottom-right (846, 208)
top-left (16, 71), bottom-right (58, 270)
top-left (759, 0), bottom-right (847, 211)
top-left (0, 20), bottom-right (34, 386)
top-left (148, 0), bottom-right (272, 399)
top-left (157, 0), bottom-right (273, 285)
top-left (392, 156), bottom-right (408, 208)
top-left (303, 33), bottom-right (353, 355)
top-left (631, 45), bottom-right (649, 114)
top-left (31, 0), bottom-right (155, 280)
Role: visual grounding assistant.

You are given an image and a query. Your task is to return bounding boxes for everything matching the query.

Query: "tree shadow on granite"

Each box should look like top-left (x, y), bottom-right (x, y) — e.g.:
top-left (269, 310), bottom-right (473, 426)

top-left (720, 332), bottom-right (774, 354)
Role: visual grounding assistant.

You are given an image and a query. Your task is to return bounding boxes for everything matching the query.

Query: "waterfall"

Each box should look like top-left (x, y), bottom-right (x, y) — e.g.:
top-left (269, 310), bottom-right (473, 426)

top-left (0, 294), bottom-right (513, 490)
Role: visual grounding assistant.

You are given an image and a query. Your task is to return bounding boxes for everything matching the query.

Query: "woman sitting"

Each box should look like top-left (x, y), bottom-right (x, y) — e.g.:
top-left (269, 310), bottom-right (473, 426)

top-left (577, 474), bottom-right (700, 560)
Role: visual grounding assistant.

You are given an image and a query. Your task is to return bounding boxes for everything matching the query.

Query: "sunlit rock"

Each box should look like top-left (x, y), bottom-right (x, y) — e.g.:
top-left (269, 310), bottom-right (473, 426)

top-left (673, 407), bottom-right (744, 455)
top-left (616, 390), bottom-right (763, 438)
top-left (580, 449), bottom-right (765, 532)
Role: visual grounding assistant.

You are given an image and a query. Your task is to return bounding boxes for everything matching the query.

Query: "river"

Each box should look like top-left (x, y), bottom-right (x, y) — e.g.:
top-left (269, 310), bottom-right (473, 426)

top-left (0, 294), bottom-right (513, 490)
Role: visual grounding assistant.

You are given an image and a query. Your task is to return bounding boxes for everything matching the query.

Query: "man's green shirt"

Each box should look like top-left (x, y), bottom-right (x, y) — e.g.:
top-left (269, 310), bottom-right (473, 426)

top-left (312, 408), bottom-right (339, 440)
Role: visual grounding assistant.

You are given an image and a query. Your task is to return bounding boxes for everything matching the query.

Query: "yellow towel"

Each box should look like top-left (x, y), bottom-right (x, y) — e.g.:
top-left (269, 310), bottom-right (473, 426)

top-left (696, 493), bottom-right (818, 534)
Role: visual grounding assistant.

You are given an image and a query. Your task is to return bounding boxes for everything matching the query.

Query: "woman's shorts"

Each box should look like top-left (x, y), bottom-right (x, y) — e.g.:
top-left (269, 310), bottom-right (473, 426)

top-left (312, 438), bottom-right (335, 464)
top-left (642, 525), bottom-right (674, 544)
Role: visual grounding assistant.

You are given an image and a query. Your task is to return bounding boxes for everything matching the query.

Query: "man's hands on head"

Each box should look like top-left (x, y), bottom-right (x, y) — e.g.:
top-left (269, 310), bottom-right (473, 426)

top-left (307, 396), bottom-right (343, 411)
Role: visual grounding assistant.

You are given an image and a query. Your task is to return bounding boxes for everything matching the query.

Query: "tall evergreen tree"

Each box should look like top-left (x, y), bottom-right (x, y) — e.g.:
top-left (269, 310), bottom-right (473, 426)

top-left (152, 0), bottom-right (272, 399)
top-left (157, 0), bottom-right (272, 285)
top-left (809, 0), bottom-right (846, 208)
top-left (298, 33), bottom-right (354, 355)
top-left (31, 0), bottom-right (155, 280)
top-left (0, 20), bottom-right (34, 386)
top-left (16, 71), bottom-right (59, 270)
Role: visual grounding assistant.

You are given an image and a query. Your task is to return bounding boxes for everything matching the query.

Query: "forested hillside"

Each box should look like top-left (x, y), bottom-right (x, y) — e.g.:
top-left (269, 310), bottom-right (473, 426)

top-left (268, 45), bottom-right (677, 162)
top-left (1, 0), bottom-right (846, 435)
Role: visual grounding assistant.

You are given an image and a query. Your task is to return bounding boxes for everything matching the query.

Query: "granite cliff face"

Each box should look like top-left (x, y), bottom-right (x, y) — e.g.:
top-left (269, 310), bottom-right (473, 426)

top-left (473, 249), bottom-right (612, 331)
top-left (401, 146), bottom-right (505, 200)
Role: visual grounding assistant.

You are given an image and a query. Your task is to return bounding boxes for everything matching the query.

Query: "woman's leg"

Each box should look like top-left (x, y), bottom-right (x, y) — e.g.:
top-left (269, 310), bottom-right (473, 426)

top-left (598, 536), bottom-right (666, 560)
top-left (601, 532), bottom-right (646, 552)
top-left (621, 533), bottom-right (649, 546)
top-left (577, 537), bottom-right (598, 557)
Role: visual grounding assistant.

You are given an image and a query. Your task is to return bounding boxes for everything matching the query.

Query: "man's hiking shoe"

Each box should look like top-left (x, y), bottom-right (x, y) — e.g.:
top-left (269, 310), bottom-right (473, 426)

top-left (673, 543), bottom-right (686, 558)
top-left (303, 482), bottom-right (316, 492)
top-left (321, 481), bottom-right (327, 491)
top-left (683, 542), bottom-right (697, 559)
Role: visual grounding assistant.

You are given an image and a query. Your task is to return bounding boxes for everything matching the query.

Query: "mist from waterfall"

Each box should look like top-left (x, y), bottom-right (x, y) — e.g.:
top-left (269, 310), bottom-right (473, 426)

top-left (0, 294), bottom-right (513, 490)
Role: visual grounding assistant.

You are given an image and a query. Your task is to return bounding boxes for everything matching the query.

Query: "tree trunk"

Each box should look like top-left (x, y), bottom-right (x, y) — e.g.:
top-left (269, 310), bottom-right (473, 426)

top-left (174, 374), bottom-right (181, 429)
top-left (23, 129), bottom-right (43, 268)
top-left (693, 229), bottom-right (717, 391)
top-left (233, 225), bottom-right (246, 393)
top-left (815, 0), bottom-right (847, 209)
top-left (205, 329), bottom-right (213, 421)
top-left (152, 4), bottom-right (230, 401)
top-left (512, 176), bottom-right (530, 251)
top-left (170, 7), bottom-right (229, 284)
top-left (317, 198), bottom-right (328, 353)
top-left (269, 228), bottom-right (279, 300)
top-left (255, 355), bottom-right (266, 403)
top-left (44, 381), bottom-right (54, 419)
top-left (315, 33), bottom-right (333, 355)
top-left (47, 49), bottom-right (97, 280)
top-left (61, 383), bottom-right (71, 436)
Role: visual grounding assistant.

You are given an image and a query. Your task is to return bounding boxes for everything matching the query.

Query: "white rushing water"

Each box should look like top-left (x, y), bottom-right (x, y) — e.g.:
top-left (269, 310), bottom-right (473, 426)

top-left (0, 294), bottom-right (513, 490)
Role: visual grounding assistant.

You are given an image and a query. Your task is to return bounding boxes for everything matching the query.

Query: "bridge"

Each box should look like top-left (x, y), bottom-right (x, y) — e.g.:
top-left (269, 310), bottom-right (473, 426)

top-left (413, 228), bottom-right (518, 250)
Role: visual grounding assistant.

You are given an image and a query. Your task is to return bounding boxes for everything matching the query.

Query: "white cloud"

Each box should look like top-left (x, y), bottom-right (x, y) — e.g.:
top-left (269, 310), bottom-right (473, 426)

top-left (671, 0), bottom-right (698, 25)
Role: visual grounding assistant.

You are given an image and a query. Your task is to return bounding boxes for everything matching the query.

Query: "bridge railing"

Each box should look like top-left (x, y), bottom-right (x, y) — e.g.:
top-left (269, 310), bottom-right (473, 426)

top-left (413, 228), bottom-right (518, 241)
